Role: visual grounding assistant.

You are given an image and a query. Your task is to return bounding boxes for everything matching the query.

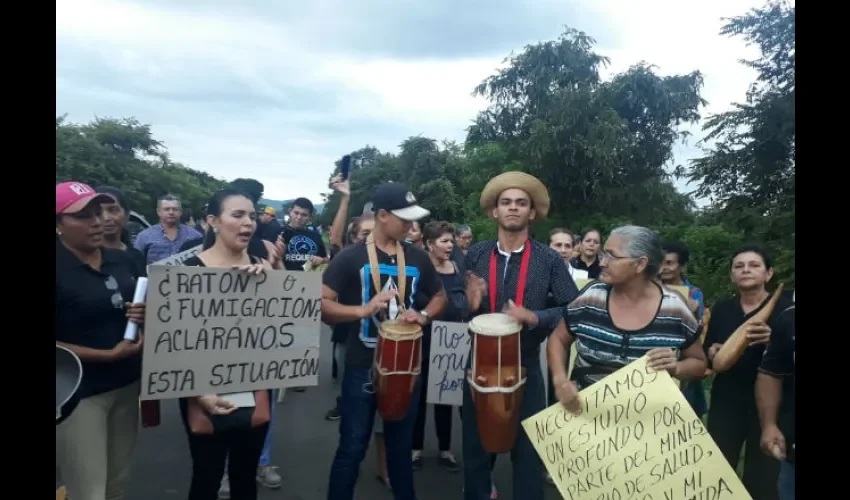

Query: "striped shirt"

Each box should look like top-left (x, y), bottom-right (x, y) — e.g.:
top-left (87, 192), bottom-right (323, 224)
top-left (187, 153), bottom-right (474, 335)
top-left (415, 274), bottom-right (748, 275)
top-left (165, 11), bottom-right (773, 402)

top-left (566, 281), bottom-right (699, 390)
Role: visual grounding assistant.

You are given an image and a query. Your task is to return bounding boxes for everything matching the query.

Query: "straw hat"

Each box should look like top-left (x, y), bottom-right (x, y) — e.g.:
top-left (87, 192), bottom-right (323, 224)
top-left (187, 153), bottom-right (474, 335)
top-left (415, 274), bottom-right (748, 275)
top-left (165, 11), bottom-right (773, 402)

top-left (479, 171), bottom-right (550, 220)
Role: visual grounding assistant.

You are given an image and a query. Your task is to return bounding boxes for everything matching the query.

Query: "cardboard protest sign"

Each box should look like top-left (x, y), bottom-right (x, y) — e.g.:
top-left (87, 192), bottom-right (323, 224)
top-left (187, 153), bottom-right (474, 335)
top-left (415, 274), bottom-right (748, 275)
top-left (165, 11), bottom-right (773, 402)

top-left (426, 321), bottom-right (470, 406)
top-left (140, 266), bottom-right (322, 400)
top-left (522, 356), bottom-right (751, 500)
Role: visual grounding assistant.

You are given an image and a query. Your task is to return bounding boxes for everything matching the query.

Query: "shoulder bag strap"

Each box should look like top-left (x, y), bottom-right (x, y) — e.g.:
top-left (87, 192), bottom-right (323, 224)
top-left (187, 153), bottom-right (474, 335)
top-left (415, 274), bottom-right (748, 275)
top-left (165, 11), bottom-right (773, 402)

top-left (365, 235), bottom-right (407, 314)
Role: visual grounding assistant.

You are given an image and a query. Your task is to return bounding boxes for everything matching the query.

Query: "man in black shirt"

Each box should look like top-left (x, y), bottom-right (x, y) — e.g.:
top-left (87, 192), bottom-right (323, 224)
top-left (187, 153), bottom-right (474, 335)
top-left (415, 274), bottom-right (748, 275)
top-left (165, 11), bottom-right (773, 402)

top-left (462, 172), bottom-right (579, 500)
top-left (259, 206), bottom-right (283, 242)
top-left (757, 295), bottom-right (795, 500)
top-left (279, 197), bottom-right (328, 271)
top-left (322, 183), bottom-right (447, 500)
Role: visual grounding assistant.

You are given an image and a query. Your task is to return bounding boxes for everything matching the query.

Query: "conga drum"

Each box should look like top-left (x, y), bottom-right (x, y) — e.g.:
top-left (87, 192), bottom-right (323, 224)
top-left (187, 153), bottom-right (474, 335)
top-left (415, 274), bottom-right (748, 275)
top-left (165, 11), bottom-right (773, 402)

top-left (374, 320), bottom-right (423, 421)
top-left (466, 313), bottom-right (526, 453)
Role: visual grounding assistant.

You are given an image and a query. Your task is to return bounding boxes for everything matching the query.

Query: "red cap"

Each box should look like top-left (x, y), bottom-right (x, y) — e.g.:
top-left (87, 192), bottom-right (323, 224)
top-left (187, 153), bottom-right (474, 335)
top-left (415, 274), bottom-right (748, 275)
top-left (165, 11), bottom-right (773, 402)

top-left (55, 182), bottom-right (114, 216)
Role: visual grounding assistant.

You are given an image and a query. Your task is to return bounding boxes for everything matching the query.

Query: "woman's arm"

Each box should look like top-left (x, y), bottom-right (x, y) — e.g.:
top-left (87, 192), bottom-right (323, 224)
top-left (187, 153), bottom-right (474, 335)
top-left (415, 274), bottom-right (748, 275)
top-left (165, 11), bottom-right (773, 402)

top-left (673, 342), bottom-right (707, 381)
top-left (57, 341), bottom-right (117, 363)
top-left (547, 319), bottom-right (574, 383)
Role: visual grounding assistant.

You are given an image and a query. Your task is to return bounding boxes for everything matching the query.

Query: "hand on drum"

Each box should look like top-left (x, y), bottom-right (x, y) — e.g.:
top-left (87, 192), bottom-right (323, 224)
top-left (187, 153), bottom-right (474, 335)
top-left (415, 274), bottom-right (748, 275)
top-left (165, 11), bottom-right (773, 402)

top-left (400, 309), bottom-right (427, 326)
top-left (502, 299), bottom-right (538, 327)
top-left (646, 348), bottom-right (679, 376)
top-left (554, 378), bottom-right (581, 414)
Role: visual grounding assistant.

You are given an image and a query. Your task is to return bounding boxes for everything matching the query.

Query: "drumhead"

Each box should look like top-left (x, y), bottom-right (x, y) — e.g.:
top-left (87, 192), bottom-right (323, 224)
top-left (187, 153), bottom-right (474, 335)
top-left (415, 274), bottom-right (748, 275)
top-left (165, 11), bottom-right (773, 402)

top-left (469, 313), bottom-right (521, 336)
top-left (56, 345), bottom-right (83, 420)
top-left (380, 319), bottom-right (423, 337)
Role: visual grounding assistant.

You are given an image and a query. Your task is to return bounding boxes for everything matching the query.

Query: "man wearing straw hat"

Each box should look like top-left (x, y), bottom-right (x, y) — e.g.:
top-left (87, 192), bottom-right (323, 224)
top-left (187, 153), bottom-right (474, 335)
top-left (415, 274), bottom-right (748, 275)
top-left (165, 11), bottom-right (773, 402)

top-left (461, 171), bottom-right (579, 500)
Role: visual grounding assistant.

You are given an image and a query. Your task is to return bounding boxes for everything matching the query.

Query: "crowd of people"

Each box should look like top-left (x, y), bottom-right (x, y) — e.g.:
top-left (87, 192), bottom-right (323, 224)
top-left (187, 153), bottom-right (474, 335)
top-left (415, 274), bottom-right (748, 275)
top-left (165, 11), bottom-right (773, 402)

top-left (55, 168), bottom-right (795, 500)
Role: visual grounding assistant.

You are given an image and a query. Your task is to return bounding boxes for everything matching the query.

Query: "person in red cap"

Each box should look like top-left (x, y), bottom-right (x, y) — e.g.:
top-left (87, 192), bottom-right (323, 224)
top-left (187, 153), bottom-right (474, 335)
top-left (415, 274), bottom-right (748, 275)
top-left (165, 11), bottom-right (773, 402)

top-left (55, 181), bottom-right (146, 500)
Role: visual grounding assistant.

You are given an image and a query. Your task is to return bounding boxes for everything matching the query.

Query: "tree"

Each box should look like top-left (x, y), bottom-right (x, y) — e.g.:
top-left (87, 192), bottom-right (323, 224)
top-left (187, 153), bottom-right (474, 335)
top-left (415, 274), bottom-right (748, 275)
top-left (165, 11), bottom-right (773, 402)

top-left (683, 1), bottom-right (795, 286)
top-left (56, 116), bottom-right (227, 221)
top-left (467, 28), bottom-right (703, 225)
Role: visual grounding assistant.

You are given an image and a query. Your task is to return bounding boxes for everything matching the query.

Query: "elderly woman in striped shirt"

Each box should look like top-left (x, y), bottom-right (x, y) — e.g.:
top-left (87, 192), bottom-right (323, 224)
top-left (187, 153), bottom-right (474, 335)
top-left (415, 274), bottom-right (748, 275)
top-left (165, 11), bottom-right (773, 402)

top-left (546, 225), bottom-right (707, 411)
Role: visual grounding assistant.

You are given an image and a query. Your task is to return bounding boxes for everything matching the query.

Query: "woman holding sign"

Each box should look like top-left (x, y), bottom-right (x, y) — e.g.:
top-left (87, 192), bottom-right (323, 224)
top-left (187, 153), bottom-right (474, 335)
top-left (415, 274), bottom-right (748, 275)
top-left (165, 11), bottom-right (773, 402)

top-left (55, 181), bottom-right (147, 500)
top-left (546, 225), bottom-right (707, 411)
top-left (411, 221), bottom-right (470, 473)
top-left (178, 188), bottom-right (282, 500)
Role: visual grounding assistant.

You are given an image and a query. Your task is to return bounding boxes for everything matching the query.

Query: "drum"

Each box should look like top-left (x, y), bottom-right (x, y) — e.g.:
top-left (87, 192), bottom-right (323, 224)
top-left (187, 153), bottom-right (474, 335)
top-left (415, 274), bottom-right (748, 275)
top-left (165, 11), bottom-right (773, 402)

top-left (466, 313), bottom-right (526, 453)
top-left (374, 320), bottom-right (423, 421)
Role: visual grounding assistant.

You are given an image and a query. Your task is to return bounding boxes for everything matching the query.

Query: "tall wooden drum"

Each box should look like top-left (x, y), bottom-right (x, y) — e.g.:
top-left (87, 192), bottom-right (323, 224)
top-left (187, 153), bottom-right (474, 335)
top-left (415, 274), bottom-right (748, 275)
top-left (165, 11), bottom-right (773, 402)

top-left (466, 313), bottom-right (526, 453)
top-left (374, 320), bottom-right (423, 421)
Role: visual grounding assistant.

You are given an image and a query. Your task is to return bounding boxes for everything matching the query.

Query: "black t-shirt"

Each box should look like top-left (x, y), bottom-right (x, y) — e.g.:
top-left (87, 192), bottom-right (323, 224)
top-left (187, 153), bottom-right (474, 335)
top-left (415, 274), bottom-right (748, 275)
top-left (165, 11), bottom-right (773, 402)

top-left (262, 219), bottom-right (282, 242)
top-left (280, 226), bottom-right (327, 271)
top-left (704, 292), bottom-right (793, 404)
top-left (56, 242), bottom-right (142, 399)
top-left (323, 241), bottom-right (443, 370)
top-left (758, 305), bottom-right (795, 460)
top-left (125, 246), bottom-right (147, 278)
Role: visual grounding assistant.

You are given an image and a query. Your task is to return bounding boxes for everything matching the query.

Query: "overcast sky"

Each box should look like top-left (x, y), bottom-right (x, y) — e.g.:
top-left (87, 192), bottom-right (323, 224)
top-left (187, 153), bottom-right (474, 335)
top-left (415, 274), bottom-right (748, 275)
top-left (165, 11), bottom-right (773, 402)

top-left (57, 0), bottom-right (764, 204)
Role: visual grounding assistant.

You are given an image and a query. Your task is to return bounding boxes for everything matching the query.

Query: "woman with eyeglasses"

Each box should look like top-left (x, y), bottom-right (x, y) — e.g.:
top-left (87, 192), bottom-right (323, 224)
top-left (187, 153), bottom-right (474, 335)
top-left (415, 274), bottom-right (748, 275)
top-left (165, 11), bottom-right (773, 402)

top-left (547, 225), bottom-right (707, 412)
top-left (55, 182), bottom-right (146, 500)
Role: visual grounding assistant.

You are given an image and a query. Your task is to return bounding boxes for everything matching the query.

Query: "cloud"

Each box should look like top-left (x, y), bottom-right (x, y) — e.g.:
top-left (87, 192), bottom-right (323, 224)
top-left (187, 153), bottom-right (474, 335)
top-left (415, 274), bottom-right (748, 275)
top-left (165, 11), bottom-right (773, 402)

top-left (57, 0), bottom-right (765, 206)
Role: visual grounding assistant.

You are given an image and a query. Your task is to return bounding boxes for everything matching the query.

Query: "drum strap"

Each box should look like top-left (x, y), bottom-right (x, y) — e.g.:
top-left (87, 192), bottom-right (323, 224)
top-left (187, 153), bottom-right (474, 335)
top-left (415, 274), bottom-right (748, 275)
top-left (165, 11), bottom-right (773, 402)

top-left (365, 234), bottom-right (407, 316)
top-left (488, 241), bottom-right (532, 312)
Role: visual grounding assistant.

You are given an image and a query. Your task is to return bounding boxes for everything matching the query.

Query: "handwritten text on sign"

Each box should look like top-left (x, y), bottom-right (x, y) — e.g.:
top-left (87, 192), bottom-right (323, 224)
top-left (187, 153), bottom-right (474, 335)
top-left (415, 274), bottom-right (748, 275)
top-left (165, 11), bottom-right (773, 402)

top-left (522, 356), bottom-right (751, 500)
top-left (140, 266), bottom-right (323, 400)
top-left (426, 321), bottom-right (470, 406)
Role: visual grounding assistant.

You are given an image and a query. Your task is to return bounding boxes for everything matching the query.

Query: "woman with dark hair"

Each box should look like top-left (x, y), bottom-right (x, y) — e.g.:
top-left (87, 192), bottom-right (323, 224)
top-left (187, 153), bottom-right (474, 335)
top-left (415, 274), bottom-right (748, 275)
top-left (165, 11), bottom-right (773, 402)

top-left (180, 188), bottom-right (276, 500)
top-left (570, 229), bottom-right (602, 278)
top-left (55, 181), bottom-right (146, 500)
top-left (703, 244), bottom-right (792, 500)
top-left (411, 221), bottom-right (467, 473)
top-left (95, 186), bottom-right (147, 277)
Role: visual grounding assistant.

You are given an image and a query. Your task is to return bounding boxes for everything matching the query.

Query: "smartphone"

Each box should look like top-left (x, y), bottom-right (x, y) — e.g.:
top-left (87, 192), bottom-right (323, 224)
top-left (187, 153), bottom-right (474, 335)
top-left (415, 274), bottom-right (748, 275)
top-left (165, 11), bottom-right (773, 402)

top-left (340, 155), bottom-right (351, 180)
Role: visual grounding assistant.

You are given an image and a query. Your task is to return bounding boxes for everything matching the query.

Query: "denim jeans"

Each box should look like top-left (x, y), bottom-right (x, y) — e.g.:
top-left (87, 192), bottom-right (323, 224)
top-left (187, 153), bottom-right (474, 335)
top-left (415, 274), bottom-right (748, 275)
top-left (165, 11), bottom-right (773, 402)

top-left (462, 354), bottom-right (545, 500)
top-left (224, 389), bottom-right (276, 470)
top-left (327, 366), bottom-right (421, 500)
top-left (778, 461), bottom-right (795, 500)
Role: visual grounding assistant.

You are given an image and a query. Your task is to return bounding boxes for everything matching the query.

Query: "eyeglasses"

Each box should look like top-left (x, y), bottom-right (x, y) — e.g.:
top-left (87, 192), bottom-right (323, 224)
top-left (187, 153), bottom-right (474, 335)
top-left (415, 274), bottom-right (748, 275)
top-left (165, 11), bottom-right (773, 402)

top-left (598, 251), bottom-right (635, 263)
top-left (104, 276), bottom-right (124, 309)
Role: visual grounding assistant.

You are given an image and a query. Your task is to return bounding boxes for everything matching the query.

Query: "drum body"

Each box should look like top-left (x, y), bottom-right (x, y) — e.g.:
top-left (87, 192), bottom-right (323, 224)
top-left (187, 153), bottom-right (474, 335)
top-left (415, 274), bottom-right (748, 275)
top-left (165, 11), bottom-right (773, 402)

top-left (467, 313), bottom-right (526, 453)
top-left (374, 320), bottom-right (423, 421)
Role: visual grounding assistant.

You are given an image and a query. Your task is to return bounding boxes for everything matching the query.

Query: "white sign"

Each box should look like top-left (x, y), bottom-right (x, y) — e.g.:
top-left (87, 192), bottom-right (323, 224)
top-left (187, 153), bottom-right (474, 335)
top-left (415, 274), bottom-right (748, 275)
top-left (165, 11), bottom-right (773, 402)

top-left (140, 266), bottom-right (323, 400)
top-left (426, 321), bottom-right (470, 407)
top-left (150, 245), bottom-right (202, 268)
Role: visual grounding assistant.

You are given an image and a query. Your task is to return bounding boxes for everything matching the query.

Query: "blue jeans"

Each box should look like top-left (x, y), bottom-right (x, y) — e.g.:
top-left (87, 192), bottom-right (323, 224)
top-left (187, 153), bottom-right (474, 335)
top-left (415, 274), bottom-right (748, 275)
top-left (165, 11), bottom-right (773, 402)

top-left (462, 355), bottom-right (545, 500)
top-left (224, 390), bottom-right (276, 470)
top-left (328, 367), bottom-right (420, 500)
top-left (778, 461), bottom-right (795, 500)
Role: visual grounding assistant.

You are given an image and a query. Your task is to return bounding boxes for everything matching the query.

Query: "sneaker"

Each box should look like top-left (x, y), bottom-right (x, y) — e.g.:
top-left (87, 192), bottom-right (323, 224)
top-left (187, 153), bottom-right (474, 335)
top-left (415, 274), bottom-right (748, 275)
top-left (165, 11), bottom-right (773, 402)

top-left (257, 466), bottom-right (282, 489)
top-left (218, 476), bottom-right (230, 499)
top-left (411, 450), bottom-right (423, 471)
top-left (325, 405), bottom-right (341, 421)
top-left (438, 452), bottom-right (460, 473)
top-left (292, 387), bottom-right (306, 392)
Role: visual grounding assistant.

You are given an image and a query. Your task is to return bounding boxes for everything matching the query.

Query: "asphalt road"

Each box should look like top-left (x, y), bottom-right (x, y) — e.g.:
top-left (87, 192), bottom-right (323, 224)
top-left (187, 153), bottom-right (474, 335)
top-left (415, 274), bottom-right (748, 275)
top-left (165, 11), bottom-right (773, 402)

top-left (59, 324), bottom-right (563, 500)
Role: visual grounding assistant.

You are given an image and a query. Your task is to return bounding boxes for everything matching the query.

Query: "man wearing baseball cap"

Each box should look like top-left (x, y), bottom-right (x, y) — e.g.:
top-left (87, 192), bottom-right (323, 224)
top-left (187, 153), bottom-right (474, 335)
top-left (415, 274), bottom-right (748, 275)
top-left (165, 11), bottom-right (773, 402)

top-left (321, 182), bottom-right (447, 499)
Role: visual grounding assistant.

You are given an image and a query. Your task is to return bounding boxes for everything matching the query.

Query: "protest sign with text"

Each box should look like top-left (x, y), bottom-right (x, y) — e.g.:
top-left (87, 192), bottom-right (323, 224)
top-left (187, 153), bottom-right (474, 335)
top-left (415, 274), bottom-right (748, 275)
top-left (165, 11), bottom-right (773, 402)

top-left (522, 356), bottom-right (751, 500)
top-left (426, 321), bottom-right (470, 407)
top-left (140, 265), bottom-right (322, 400)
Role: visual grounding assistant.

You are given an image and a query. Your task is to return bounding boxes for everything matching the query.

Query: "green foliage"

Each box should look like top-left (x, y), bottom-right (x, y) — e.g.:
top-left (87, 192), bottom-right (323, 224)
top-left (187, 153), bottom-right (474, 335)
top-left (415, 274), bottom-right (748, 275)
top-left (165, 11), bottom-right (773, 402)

top-left (56, 116), bottom-right (227, 221)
